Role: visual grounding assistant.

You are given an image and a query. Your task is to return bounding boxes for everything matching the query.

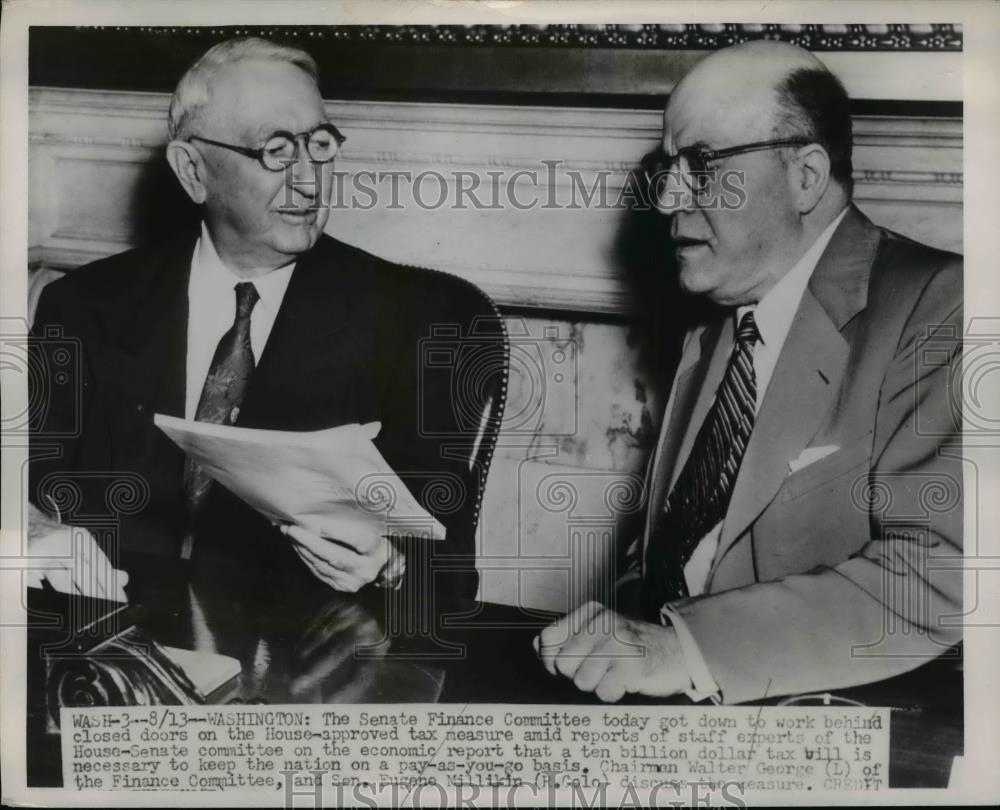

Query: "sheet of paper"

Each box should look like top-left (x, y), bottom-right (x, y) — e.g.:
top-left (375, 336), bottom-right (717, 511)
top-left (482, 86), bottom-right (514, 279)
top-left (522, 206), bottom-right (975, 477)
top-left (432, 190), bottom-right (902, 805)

top-left (154, 414), bottom-right (446, 541)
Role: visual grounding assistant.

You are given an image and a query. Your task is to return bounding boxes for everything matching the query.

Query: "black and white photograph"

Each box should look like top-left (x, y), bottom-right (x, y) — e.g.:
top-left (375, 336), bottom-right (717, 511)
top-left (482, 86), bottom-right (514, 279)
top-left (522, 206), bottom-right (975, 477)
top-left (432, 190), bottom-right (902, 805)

top-left (1, 0), bottom-right (997, 806)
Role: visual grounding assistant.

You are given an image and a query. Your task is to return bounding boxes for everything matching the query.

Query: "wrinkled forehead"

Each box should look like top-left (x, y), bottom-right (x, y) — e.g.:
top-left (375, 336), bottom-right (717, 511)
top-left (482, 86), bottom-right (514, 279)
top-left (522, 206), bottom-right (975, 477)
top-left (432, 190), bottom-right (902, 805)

top-left (663, 73), bottom-right (778, 152)
top-left (203, 59), bottom-right (326, 140)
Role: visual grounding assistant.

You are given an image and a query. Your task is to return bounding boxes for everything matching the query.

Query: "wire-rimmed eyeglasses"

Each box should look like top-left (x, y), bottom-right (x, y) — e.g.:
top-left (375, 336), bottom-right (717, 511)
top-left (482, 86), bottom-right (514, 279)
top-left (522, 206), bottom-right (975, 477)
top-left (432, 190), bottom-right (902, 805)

top-left (188, 123), bottom-right (346, 172)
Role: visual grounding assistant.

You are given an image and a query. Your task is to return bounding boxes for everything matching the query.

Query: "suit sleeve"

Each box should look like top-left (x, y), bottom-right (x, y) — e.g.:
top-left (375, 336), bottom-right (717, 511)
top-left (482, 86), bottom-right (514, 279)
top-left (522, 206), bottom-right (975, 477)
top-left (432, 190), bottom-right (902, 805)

top-left (28, 280), bottom-right (97, 511)
top-left (671, 258), bottom-right (964, 703)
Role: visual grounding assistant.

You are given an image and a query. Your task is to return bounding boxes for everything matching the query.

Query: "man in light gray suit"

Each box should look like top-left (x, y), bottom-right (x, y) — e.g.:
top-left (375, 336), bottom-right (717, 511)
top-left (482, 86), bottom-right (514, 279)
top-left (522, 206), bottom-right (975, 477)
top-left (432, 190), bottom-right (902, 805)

top-left (536, 40), bottom-right (962, 704)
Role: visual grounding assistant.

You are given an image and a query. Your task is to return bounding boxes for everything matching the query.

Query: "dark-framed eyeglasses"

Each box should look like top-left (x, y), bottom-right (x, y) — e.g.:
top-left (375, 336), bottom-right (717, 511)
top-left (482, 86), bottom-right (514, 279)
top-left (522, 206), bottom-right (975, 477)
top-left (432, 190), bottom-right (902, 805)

top-left (641, 137), bottom-right (811, 194)
top-left (188, 123), bottom-right (347, 172)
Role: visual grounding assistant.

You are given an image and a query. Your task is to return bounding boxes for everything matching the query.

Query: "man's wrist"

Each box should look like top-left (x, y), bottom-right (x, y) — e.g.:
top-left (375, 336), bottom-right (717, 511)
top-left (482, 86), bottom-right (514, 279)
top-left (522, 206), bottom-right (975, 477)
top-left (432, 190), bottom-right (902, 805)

top-left (661, 604), bottom-right (722, 703)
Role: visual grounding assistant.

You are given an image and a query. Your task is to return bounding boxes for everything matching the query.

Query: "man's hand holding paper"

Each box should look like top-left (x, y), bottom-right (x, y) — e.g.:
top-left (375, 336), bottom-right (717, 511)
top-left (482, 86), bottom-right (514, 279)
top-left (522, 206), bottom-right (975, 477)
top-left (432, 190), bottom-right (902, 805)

top-left (155, 415), bottom-right (442, 590)
top-left (281, 515), bottom-right (398, 593)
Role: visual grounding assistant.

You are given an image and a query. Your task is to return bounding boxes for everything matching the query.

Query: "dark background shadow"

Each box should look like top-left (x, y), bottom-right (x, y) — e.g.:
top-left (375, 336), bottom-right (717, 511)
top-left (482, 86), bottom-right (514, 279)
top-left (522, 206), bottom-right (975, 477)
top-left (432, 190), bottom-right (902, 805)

top-left (611, 175), bottom-right (718, 404)
top-left (127, 152), bottom-right (201, 245)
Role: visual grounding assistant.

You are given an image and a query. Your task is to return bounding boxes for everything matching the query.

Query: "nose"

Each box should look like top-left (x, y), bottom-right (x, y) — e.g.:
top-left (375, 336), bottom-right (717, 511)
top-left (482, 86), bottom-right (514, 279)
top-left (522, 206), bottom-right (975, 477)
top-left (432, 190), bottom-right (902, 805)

top-left (288, 136), bottom-right (321, 200)
top-left (652, 163), bottom-right (695, 215)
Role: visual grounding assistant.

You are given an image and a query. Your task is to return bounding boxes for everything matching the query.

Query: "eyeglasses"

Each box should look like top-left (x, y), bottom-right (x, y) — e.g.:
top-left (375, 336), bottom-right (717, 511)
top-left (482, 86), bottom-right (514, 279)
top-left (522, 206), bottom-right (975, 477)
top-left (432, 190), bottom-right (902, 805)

top-left (188, 123), bottom-right (346, 172)
top-left (641, 137), bottom-right (811, 195)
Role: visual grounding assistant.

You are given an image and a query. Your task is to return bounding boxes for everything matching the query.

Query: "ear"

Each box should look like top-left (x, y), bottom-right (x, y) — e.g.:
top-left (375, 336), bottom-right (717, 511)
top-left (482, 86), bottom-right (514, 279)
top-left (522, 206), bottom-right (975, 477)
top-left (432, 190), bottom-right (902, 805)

top-left (165, 140), bottom-right (209, 205)
top-left (789, 143), bottom-right (831, 215)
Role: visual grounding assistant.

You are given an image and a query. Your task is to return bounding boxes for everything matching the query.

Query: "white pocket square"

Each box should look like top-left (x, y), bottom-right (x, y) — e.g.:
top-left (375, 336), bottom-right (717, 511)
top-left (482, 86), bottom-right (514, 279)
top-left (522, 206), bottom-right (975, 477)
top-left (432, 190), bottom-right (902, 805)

top-left (788, 445), bottom-right (840, 474)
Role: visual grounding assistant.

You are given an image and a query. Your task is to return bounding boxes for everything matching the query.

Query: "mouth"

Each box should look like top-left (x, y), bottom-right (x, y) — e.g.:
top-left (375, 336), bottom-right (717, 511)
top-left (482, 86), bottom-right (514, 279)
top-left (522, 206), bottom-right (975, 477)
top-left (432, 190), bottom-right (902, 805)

top-left (276, 208), bottom-right (320, 223)
top-left (672, 236), bottom-right (710, 255)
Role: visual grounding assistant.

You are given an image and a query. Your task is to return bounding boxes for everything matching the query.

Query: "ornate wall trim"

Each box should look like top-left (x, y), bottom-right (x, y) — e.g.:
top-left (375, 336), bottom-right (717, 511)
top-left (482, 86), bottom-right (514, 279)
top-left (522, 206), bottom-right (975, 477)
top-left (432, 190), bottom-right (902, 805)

top-left (70, 24), bottom-right (964, 51)
top-left (30, 27), bottom-right (962, 108)
top-left (29, 89), bottom-right (963, 187)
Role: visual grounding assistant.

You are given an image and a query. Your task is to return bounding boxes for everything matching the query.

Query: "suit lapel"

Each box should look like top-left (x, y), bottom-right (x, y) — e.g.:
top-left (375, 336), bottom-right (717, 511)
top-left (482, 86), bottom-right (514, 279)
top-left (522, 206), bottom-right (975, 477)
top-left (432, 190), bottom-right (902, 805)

top-left (671, 319), bottom-right (733, 493)
top-left (709, 205), bottom-right (879, 576)
top-left (644, 317), bottom-right (731, 544)
top-left (111, 233), bottom-right (196, 418)
top-left (237, 237), bottom-right (351, 426)
top-left (712, 291), bottom-right (848, 564)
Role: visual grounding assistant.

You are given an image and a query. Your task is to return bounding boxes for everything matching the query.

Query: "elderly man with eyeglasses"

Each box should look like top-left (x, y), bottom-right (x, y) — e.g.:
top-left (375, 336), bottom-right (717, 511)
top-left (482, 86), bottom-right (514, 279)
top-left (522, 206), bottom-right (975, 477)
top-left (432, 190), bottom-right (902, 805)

top-left (536, 40), bottom-right (963, 704)
top-left (28, 37), bottom-right (498, 601)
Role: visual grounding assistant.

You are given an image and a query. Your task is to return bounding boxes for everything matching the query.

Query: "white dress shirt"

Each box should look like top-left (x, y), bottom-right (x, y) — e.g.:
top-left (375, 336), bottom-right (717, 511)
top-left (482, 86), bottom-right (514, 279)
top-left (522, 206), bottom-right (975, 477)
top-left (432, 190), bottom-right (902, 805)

top-left (185, 223), bottom-right (296, 419)
top-left (662, 206), bottom-right (849, 700)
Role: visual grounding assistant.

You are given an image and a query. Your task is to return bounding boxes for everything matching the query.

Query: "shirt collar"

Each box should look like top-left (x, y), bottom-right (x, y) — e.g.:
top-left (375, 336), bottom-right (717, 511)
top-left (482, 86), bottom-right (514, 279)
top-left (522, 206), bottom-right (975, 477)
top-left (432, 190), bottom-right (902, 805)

top-left (737, 206), bottom-right (849, 346)
top-left (191, 222), bottom-right (296, 313)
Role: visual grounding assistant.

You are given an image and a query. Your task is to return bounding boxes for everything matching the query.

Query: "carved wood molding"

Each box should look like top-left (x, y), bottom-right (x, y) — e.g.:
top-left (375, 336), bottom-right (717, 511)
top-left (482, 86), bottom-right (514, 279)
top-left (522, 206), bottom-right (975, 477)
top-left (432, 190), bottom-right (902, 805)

top-left (29, 28), bottom-right (962, 108)
top-left (28, 88), bottom-right (963, 315)
top-left (29, 89), bottom-right (963, 186)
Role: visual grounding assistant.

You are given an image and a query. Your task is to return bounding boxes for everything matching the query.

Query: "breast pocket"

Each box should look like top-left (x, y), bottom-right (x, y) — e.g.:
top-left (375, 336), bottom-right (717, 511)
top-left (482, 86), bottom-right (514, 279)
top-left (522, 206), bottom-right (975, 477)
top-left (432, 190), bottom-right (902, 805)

top-left (757, 431), bottom-right (875, 579)
top-left (779, 431), bottom-right (873, 503)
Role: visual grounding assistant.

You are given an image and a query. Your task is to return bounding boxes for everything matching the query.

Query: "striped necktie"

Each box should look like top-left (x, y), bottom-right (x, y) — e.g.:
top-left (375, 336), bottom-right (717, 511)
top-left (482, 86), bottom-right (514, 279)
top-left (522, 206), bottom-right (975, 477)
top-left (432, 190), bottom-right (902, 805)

top-left (180, 281), bottom-right (259, 559)
top-left (642, 310), bottom-right (760, 618)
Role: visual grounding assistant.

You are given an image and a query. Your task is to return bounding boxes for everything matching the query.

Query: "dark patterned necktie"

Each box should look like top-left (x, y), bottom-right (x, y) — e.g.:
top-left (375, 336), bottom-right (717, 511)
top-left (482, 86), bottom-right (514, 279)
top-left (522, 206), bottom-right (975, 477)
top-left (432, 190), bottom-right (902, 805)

top-left (180, 281), bottom-right (259, 558)
top-left (642, 310), bottom-right (760, 618)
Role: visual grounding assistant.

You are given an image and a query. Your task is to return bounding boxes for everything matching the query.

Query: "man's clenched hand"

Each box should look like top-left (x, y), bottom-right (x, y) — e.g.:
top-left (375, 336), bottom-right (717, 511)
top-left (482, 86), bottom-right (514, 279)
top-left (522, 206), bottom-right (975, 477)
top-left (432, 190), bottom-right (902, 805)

top-left (534, 601), bottom-right (690, 702)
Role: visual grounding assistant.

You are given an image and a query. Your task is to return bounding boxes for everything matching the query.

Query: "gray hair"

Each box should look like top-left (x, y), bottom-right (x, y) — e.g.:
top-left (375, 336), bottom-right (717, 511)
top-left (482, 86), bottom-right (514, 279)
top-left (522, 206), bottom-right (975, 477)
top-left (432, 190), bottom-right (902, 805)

top-left (167, 37), bottom-right (319, 141)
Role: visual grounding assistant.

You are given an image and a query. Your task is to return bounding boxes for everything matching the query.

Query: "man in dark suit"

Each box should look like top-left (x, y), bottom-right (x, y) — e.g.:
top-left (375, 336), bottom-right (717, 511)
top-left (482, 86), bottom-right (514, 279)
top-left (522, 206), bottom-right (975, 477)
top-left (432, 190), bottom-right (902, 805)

top-left (29, 37), bottom-right (502, 599)
top-left (537, 41), bottom-right (962, 703)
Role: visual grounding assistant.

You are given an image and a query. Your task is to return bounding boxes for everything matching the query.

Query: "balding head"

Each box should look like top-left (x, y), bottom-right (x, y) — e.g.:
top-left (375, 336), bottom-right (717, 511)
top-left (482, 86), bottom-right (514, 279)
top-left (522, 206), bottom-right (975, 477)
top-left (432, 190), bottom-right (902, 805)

top-left (672, 40), bottom-right (824, 113)
top-left (667, 40), bottom-right (853, 195)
